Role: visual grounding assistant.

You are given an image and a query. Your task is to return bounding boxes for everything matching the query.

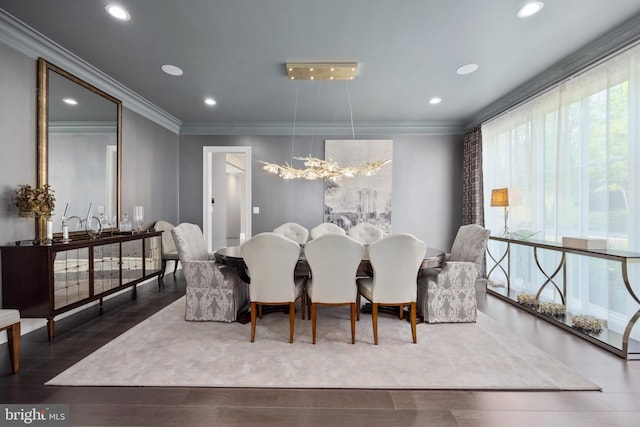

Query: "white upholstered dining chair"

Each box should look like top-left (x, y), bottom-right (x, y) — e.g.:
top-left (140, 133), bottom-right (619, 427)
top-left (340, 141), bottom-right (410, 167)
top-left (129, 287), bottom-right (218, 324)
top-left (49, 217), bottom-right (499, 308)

top-left (356, 233), bottom-right (426, 345)
top-left (309, 222), bottom-right (346, 240)
top-left (154, 220), bottom-right (180, 282)
top-left (172, 223), bottom-right (249, 322)
top-left (417, 224), bottom-right (490, 323)
top-left (273, 222), bottom-right (309, 245)
top-left (347, 222), bottom-right (384, 245)
top-left (305, 234), bottom-right (364, 344)
top-left (241, 232), bottom-right (306, 343)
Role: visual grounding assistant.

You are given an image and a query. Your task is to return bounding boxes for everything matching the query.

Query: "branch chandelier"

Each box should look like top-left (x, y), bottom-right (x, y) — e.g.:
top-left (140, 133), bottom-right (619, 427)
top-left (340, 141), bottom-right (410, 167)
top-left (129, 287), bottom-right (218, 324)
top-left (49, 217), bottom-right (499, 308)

top-left (260, 62), bottom-right (391, 181)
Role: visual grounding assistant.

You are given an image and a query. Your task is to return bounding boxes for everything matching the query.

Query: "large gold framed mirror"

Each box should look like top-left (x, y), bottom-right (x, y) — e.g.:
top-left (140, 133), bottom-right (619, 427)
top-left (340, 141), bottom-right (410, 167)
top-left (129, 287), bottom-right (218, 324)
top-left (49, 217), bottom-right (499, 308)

top-left (37, 58), bottom-right (122, 240)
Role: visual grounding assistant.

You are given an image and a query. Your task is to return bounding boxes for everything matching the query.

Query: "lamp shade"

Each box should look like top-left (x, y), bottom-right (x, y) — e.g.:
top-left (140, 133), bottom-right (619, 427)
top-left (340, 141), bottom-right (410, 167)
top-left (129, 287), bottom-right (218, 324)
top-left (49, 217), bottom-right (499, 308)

top-left (490, 188), bottom-right (509, 207)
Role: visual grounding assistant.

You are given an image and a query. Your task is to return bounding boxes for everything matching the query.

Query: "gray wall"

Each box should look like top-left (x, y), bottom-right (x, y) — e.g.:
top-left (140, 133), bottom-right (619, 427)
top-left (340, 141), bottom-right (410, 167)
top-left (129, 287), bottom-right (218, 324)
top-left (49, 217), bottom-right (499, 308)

top-left (0, 42), bottom-right (179, 308)
top-left (179, 134), bottom-right (463, 251)
top-left (0, 42), bottom-right (38, 247)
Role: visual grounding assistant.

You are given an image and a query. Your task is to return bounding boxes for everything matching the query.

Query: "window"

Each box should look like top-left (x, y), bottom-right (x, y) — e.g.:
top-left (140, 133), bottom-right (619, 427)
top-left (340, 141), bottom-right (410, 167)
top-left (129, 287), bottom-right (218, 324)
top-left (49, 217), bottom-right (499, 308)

top-left (482, 43), bottom-right (640, 337)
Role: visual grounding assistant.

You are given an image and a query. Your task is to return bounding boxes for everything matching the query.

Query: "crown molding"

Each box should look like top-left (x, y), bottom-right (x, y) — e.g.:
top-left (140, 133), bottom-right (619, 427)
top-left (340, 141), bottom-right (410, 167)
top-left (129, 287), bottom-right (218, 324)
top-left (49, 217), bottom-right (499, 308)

top-left (180, 121), bottom-right (465, 136)
top-left (466, 11), bottom-right (640, 129)
top-left (0, 10), bottom-right (182, 134)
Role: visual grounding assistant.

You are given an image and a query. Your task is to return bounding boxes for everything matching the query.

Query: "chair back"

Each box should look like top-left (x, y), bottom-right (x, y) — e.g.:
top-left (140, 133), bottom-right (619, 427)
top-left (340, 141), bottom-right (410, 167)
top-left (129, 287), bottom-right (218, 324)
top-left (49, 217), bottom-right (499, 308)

top-left (310, 222), bottom-right (346, 240)
top-left (171, 223), bottom-right (208, 264)
top-left (347, 222), bottom-right (384, 245)
top-left (273, 222), bottom-right (309, 245)
top-left (368, 233), bottom-right (426, 303)
top-left (241, 232), bottom-right (301, 302)
top-left (450, 224), bottom-right (491, 264)
top-left (305, 234), bottom-right (364, 303)
top-left (154, 220), bottom-right (177, 255)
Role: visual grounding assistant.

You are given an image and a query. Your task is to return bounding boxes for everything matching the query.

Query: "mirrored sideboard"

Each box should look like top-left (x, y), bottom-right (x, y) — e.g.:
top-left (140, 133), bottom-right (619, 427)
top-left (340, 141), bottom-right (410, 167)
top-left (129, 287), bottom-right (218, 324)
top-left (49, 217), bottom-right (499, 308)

top-left (1, 231), bottom-right (162, 341)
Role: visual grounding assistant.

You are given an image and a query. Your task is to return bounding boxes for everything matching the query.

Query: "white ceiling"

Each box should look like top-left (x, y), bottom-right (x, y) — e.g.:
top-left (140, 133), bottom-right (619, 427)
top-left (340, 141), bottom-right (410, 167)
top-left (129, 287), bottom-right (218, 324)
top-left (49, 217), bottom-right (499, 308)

top-left (2, 0), bottom-right (640, 132)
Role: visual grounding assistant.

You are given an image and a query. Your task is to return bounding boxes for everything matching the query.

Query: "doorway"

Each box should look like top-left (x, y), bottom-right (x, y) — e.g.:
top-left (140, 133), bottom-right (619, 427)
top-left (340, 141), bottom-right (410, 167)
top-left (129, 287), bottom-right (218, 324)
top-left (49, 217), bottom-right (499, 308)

top-left (203, 146), bottom-right (252, 252)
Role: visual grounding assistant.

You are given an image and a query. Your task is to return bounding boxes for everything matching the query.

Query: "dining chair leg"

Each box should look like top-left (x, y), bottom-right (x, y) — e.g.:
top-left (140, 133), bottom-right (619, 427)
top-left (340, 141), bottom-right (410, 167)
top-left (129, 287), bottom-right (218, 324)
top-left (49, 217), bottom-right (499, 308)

top-left (372, 303), bottom-right (379, 345)
top-left (350, 302), bottom-right (356, 344)
top-left (250, 302), bottom-right (257, 343)
top-left (399, 304), bottom-right (404, 320)
top-left (7, 322), bottom-right (20, 374)
top-left (258, 304), bottom-right (263, 319)
top-left (311, 303), bottom-right (317, 344)
top-left (356, 292), bottom-right (361, 321)
top-left (289, 302), bottom-right (295, 343)
top-left (410, 302), bottom-right (417, 344)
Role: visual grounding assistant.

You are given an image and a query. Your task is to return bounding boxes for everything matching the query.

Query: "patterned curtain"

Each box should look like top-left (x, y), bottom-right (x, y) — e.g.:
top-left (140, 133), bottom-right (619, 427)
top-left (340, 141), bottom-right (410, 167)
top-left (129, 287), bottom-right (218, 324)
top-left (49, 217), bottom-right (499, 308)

top-left (462, 125), bottom-right (484, 226)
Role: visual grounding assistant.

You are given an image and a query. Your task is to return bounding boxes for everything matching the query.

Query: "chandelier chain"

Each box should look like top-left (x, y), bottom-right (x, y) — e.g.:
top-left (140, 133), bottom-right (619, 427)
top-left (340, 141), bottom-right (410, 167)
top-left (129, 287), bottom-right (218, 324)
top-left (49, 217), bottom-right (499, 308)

top-left (290, 80), bottom-right (299, 164)
top-left (346, 80), bottom-right (355, 140)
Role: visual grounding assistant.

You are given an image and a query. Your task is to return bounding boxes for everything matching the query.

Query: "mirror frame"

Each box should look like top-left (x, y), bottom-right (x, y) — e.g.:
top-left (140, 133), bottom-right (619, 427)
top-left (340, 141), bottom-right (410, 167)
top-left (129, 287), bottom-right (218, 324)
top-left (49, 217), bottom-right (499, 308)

top-left (37, 58), bottom-right (122, 241)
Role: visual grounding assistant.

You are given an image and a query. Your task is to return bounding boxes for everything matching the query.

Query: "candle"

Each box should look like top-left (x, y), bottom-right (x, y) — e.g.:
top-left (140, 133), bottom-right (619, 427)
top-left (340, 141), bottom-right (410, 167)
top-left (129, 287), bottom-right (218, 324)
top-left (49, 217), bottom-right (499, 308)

top-left (62, 224), bottom-right (69, 241)
top-left (46, 219), bottom-right (53, 240)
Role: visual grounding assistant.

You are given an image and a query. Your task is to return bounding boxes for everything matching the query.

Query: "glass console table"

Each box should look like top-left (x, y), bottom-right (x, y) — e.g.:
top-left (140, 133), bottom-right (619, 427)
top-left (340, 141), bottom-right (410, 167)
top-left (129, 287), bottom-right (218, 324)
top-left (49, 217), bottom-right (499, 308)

top-left (486, 235), bottom-right (640, 360)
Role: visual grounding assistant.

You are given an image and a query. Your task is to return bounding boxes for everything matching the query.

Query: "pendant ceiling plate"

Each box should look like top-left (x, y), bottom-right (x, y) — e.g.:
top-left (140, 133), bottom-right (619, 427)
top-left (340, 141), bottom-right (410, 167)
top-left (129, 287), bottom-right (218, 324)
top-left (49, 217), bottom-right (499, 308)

top-left (286, 62), bottom-right (358, 80)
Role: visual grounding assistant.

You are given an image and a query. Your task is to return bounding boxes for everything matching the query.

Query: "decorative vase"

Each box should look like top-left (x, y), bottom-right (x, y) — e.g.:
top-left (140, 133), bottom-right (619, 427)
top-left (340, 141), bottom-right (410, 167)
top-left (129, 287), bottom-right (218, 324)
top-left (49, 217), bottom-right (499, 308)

top-left (86, 216), bottom-right (102, 239)
top-left (134, 206), bottom-right (144, 232)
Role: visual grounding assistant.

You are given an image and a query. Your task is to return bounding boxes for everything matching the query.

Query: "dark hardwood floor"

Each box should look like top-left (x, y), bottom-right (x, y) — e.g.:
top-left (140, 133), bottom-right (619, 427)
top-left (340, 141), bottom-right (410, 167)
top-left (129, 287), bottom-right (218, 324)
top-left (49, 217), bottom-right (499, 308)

top-left (1, 272), bottom-right (639, 426)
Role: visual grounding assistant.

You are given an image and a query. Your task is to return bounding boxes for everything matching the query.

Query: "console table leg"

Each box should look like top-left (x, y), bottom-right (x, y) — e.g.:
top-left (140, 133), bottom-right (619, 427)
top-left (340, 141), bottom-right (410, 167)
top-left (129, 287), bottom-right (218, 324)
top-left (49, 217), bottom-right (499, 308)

top-left (533, 248), bottom-right (566, 304)
top-left (487, 241), bottom-right (510, 291)
top-left (622, 309), bottom-right (640, 358)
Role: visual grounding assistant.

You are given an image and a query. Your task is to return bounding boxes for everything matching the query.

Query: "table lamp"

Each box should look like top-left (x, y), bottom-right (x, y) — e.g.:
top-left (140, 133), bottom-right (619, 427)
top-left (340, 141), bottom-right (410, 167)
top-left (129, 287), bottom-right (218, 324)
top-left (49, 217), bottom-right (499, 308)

top-left (491, 188), bottom-right (509, 235)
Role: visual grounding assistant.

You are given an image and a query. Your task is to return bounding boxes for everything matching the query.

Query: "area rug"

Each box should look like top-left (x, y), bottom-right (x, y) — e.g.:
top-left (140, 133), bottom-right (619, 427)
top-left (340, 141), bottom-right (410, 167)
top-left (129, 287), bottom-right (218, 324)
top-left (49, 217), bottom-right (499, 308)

top-left (46, 297), bottom-right (599, 390)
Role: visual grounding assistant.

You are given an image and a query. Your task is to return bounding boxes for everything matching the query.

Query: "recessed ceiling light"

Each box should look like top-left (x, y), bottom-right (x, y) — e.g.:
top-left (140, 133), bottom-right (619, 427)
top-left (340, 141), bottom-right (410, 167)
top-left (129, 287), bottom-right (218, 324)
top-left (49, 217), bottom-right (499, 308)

top-left (161, 64), bottom-right (183, 76)
top-left (456, 63), bottom-right (479, 75)
top-left (204, 98), bottom-right (216, 106)
top-left (62, 98), bottom-right (78, 105)
top-left (105, 4), bottom-right (131, 21)
top-left (517, 1), bottom-right (544, 18)
top-left (429, 97), bottom-right (442, 105)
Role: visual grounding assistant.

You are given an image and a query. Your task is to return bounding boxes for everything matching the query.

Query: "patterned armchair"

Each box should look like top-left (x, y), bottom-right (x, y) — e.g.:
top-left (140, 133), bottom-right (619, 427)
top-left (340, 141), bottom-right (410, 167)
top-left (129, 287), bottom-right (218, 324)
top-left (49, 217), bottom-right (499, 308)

top-left (172, 223), bottom-right (249, 322)
top-left (417, 224), bottom-right (490, 323)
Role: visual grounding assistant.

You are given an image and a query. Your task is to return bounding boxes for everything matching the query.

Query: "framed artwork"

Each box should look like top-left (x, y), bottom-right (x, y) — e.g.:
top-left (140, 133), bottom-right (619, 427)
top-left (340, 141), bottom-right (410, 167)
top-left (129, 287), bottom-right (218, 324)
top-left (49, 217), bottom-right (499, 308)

top-left (324, 139), bottom-right (393, 233)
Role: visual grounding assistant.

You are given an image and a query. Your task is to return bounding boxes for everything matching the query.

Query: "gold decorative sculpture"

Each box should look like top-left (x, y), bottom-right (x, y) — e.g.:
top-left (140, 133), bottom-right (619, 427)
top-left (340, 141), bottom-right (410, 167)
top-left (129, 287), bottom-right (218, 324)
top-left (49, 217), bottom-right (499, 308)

top-left (15, 184), bottom-right (55, 218)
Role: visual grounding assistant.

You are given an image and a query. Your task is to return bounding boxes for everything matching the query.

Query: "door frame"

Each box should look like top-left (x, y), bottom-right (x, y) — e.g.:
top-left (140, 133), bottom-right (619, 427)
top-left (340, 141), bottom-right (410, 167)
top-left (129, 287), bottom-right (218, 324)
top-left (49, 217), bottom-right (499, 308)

top-left (202, 146), bottom-right (252, 252)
